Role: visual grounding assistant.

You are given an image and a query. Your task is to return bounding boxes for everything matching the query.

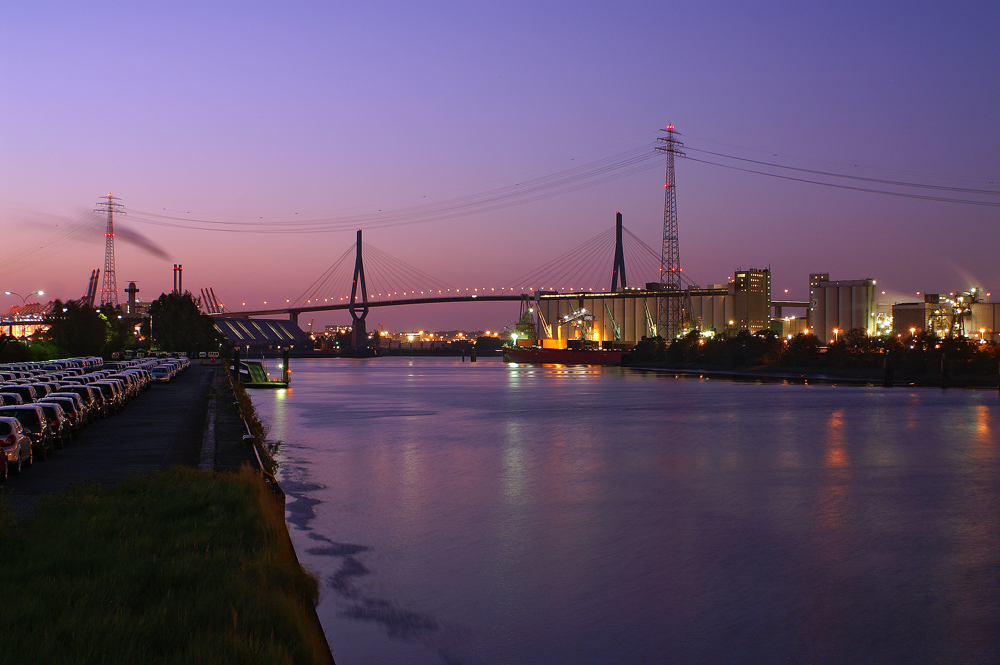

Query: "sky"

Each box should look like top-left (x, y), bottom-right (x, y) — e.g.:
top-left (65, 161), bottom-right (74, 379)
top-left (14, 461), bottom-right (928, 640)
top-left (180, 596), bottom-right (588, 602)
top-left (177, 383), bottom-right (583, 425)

top-left (1, 1), bottom-right (998, 332)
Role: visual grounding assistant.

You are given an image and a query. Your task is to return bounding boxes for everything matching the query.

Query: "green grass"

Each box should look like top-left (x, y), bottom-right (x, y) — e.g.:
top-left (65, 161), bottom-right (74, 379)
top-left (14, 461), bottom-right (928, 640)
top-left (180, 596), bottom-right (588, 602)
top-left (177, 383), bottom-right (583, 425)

top-left (0, 466), bottom-right (331, 665)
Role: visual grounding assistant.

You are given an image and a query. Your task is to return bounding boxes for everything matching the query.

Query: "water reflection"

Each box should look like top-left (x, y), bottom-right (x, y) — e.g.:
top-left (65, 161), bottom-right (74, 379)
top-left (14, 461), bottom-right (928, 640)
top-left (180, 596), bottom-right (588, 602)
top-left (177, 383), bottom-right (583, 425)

top-left (824, 410), bottom-right (850, 469)
top-left (971, 404), bottom-right (994, 462)
top-left (252, 359), bottom-right (1000, 665)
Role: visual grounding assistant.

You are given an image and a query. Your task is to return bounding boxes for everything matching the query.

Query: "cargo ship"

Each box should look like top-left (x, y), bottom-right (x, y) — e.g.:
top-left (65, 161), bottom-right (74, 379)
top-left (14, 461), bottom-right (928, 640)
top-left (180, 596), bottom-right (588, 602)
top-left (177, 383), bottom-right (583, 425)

top-left (503, 297), bottom-right (631, 366)
top-left (503, 343), bottom-right (627, 366)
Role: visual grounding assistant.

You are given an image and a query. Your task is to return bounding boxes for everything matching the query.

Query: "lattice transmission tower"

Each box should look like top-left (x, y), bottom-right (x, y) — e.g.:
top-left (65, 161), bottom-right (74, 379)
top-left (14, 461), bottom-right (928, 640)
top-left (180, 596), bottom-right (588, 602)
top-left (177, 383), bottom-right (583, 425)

top-left (95, 193), bottom-right (124, 307)
top-left (656, 125), bottom-right (684, 339)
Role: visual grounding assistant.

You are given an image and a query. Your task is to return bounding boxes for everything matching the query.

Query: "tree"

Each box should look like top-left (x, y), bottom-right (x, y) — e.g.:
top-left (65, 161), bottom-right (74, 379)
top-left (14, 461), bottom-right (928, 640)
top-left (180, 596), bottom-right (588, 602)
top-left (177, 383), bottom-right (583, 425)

top-left (44, 300), bottom-right (109, 357)
top-left (148, 292), bottom-right (220, 352)
top-left (99, 304), bottom-right (135, 356)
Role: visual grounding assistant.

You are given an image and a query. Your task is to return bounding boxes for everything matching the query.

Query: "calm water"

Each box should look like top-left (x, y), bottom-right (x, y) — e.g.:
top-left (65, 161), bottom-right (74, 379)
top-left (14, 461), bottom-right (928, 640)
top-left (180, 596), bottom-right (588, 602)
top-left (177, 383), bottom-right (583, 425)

top-left (251, 357), bottom-right (1000, 665)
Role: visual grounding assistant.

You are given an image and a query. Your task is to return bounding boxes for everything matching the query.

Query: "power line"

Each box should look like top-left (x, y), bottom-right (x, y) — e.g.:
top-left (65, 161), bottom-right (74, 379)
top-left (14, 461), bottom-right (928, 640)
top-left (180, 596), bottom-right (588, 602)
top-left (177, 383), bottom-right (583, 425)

top-left (682, 156), bottom-right (1000, 207)
top-left (684, 146), bottom-right (1000, 196)
top-left (126, 145), bottom-right (662, 234)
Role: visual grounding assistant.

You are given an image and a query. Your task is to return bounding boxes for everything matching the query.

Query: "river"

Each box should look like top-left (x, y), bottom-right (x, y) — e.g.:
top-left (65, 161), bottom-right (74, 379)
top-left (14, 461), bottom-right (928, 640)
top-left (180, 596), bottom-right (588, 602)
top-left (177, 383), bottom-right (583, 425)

top-left (250, 357), bottom-right (999, 665)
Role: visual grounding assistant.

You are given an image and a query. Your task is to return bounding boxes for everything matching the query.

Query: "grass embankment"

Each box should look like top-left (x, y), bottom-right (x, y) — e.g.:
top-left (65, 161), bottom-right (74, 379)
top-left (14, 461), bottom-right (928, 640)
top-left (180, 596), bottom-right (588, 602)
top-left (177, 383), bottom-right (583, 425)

top-left (0, 466), bottom-right (330, 665)
top-left (228, 367), bottom-right (280, 472)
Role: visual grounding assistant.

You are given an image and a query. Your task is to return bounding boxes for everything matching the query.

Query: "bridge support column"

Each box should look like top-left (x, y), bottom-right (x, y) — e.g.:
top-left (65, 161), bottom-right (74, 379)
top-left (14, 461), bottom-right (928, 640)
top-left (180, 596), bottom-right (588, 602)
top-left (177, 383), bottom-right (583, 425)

top-left (348, 228), bottom-right (370, 356)
top-left (289, 311), bottom-right (299, 326)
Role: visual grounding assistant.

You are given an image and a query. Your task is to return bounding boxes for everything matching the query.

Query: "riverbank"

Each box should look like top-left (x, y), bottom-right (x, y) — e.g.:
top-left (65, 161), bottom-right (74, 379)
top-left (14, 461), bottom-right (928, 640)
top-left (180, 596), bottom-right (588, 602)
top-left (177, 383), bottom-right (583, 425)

top-left (0, 363), bottom-right (334, 664)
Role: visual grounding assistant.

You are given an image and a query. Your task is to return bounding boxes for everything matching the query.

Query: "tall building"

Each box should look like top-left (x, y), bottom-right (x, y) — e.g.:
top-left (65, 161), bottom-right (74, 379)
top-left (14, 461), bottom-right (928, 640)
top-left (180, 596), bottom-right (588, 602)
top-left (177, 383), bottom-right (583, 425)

top-left (733, 268), bottom-right (771, 333)
top-left (808, 274), bottom-right (877, 344)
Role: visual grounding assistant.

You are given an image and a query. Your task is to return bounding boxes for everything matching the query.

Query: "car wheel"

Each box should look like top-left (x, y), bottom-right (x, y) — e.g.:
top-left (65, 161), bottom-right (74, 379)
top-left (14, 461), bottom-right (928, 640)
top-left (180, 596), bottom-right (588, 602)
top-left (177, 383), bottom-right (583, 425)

top-left (12, 451), bottom-right (21, 475)
top-left (0, 459), bottom-right (7, 483)
top-left (55, 436), bottom-right (64, 450)
top-left (25, 445), bottom-right (33, 468)
top-left (37, 443), bottom-right (46, 462)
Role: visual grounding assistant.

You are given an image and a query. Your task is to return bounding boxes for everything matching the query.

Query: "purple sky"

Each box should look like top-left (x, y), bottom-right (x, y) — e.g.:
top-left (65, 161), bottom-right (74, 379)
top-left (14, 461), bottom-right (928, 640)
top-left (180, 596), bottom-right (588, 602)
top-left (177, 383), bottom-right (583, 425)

top-left (2, 2), bottom-right (997, 331)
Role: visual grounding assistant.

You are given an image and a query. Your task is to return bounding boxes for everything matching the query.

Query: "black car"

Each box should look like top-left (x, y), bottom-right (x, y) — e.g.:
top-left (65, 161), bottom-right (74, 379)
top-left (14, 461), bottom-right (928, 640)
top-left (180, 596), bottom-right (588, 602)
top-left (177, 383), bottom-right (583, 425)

top-left (0, 384), bottom-right (38, 404)
top-left (0, 392), bottom-right (24, 406)
top-left (42, 395), bottom-right (85, 436)
top-left (37, 403), bottom-right (71, 448)
top-left (61, 385), bottom-right (105, 419)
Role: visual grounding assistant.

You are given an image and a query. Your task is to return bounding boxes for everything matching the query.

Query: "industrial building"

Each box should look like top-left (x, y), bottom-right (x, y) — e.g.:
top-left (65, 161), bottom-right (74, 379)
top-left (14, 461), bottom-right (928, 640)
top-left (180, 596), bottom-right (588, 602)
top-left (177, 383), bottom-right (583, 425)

top-left (529, 268), bottom-right (772, 344)
top-left (808, 274), bottom-right (878, 344)
top-left (892, 291), bottom-right (999, 342)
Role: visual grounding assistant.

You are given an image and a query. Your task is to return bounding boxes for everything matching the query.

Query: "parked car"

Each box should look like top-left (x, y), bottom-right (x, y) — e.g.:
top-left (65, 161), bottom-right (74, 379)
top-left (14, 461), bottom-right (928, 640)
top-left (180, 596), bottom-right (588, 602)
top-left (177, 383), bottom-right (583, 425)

top-left (0, 385), bottom-right (38, 404)
top-left (0, 405), bottom-right (53, 461)
top-left (0, 416), bottom-right (32, 478)
top-left (61, 385), bottom-right (105, 419)
top-left (150, 367), bottom-right (172, 383)
top-left (44, 394), bottom-right (86, 433)
top-left (91, 382), bottom-right (122, 414)
top-left (0, 392), bottom-right (24, 406)
top-left (37, 403), bottom-right (71, 448)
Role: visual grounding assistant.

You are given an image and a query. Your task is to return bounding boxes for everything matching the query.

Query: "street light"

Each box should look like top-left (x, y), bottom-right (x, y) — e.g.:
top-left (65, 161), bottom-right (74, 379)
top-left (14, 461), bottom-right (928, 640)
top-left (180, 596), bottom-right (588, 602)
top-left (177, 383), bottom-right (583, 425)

top-left (4, 290), bottom-right (44, 306)
top-left (4, 290), bottom-right (44, 340)
top-left (833, 328), bottom-right (839, 343)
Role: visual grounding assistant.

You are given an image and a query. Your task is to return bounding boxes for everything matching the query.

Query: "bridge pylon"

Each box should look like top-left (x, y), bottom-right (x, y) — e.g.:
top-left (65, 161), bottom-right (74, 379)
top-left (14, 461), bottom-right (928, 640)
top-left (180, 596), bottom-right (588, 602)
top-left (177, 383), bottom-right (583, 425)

top-left (611, 211), bottom-right (627, 292)
top-left (349, 229), bottom-right (370, 354)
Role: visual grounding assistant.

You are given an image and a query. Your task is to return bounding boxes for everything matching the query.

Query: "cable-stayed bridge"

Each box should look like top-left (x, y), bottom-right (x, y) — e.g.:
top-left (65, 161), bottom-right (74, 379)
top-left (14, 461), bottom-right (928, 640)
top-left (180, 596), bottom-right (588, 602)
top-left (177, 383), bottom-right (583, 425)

top-left (212, 213), bottom-right (682, 348)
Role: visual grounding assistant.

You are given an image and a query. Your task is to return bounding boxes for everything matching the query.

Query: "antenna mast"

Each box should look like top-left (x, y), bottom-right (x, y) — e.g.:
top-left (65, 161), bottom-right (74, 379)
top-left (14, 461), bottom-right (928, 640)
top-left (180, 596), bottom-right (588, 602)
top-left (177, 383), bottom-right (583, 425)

top-left (95, 193), bottom-right (124, 307)
top-left (656, 125), bottom-right (684, 339)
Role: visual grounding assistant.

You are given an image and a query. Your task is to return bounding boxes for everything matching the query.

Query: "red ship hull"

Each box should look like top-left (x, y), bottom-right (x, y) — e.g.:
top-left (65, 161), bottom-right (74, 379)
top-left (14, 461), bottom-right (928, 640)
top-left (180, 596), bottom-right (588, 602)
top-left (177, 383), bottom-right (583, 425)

top-left (504, 347), bottom-right (626, 366)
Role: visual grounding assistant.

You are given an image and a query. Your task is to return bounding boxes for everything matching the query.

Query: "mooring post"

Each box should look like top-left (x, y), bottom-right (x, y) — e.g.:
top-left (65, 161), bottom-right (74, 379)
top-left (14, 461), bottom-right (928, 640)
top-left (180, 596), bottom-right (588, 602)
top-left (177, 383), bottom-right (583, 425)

top-left (232, 347), bottom-right (241, 382)
top-left (282, 347), bottom-right (290, 384)
top-left (471, 346), bottom-right (477, 362)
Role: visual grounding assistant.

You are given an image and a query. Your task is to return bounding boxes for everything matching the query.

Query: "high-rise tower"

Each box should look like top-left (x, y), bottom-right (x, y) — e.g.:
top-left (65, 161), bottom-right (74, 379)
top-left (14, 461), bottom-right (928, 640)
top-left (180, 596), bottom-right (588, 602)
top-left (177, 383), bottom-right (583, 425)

top-left (95, 194), bottom-right (124, 307)
top-left (656, 125), bottom-right (684, 339)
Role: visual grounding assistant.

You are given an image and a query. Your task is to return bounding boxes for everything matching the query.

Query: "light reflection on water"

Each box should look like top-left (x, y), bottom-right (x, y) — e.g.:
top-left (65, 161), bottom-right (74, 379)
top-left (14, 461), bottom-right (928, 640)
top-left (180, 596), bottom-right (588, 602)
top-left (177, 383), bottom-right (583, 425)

top-left (252, 357), bottom-right (1000, 665)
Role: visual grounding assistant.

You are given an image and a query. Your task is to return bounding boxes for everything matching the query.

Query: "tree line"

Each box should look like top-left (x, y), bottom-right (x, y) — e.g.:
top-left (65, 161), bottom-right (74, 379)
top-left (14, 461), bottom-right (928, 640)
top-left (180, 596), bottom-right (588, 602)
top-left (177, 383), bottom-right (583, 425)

top-left (625, 328), bottom-right (999, 379)
top-left (0, 292), bottom-right (220, 361)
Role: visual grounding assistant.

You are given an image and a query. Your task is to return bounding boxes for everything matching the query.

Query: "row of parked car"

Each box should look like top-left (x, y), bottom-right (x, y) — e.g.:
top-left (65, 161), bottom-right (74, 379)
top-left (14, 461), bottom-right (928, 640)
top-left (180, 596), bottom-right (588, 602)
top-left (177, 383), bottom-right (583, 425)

top-left (0, 355), bottom-right (191, 482)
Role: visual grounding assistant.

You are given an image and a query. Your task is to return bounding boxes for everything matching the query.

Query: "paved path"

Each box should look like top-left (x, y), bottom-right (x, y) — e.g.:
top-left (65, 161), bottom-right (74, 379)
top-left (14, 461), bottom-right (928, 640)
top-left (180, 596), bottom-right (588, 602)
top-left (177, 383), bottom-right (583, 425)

top-left (1, 363), bottom-right (218, 517)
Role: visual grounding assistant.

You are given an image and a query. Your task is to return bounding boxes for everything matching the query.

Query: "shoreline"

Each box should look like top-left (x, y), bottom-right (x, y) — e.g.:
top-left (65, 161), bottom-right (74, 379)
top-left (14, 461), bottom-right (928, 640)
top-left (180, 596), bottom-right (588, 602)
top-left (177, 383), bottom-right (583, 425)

top-left (625, 362), bottom-right (1000, 388)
